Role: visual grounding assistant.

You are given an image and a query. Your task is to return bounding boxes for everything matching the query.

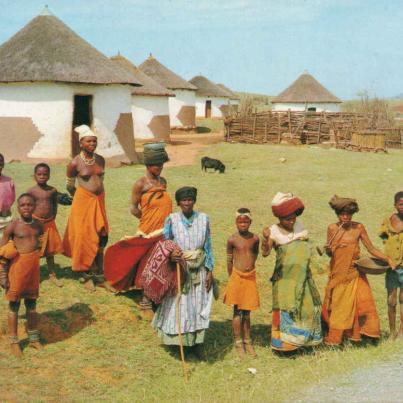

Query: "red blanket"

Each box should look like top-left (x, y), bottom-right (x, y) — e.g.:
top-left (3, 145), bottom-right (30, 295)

top-left (141, 240), bottom-right (186, 304)
top-left (104, 235), bottom-right (162, 291)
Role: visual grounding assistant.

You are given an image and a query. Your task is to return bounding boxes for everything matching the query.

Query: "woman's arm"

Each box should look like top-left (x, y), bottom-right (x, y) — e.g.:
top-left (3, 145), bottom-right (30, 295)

top-left (66, 160), bottom-right (78, 196)
top-left (261, 226), bottom-right (273, 257)
top-left (226, 237), bottom-right (234, 276)
top-left (130, 179), bottom-right (144, 219)
top-left (360, 224), bottom-right (397, 269)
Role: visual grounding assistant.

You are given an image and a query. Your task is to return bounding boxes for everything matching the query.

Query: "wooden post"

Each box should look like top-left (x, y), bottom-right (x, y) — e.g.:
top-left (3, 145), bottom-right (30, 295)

top-left (277, 113), bottom-right (281, 143)
top-left (288, 109), bottom-right (292, 135)
top-left (264, 120), bottom-right (268, 142)
top-left (317, 112), bottom-right (322, 143)
top-left (252, 114), bottom-right (257, 139)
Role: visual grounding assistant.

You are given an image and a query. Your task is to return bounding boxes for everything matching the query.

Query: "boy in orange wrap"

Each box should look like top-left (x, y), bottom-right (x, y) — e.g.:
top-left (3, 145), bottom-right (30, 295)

top-left (28, 163), bottom-right (63, 287)
top-left (224, 208), bottom-right (260, 358)
top-left (0, 193), bottom-right (43, 357)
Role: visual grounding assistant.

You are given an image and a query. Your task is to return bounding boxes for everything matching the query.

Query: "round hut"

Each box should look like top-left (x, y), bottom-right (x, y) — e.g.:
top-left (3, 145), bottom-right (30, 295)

top-left (111, 54), bottom-right (174, 141)
top-left (189, 75), bottom-right (231, 118)
top-left (0, 8), bottom-right (140, 162)
top-left (139, 55), bottom-right (197, 129)
top-left (271, 71), bottom-right (342, 112)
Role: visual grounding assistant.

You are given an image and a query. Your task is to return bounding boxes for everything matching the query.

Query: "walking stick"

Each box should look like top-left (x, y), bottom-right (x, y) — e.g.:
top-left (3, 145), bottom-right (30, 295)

top-left (316, 223), bottom-right (345, 256)
top-left (176, 262), bottom-right (189, 381)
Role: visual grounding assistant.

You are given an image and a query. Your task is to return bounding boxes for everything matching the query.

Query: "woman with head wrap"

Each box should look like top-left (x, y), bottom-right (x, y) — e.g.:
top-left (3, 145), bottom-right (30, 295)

top-left (104, 143), bottom-right (172, 314)
top-left (261, 192), bottom-right (322, 352)
top-left (152, 186), bottom-right (214, 359)
top-left (63, 125), bottom-right (111, 291)
top-left (322, 195), bottom-right (396, 345)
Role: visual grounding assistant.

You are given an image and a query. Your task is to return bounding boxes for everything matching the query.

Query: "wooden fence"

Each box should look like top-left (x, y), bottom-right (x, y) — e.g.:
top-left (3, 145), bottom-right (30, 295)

top-left (224, 111), bottom-right (402, 149)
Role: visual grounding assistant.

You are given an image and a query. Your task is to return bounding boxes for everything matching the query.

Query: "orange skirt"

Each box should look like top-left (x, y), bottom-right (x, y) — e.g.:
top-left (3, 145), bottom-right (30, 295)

top-left (63, 187), bottom-right (109, 272)
top-left (6, 249), bottom-right (41, 301)
top-left (223, 268), bottom-right (260, 311)
top-left (322, 274), bottom-right (380, 344)
top-left (35, 217), bottom-right (63, 257)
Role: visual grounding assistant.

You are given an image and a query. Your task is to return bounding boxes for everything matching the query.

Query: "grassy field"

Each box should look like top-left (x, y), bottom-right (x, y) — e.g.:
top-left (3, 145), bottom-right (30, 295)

top-left (0, 144), bottom-right (402, 402)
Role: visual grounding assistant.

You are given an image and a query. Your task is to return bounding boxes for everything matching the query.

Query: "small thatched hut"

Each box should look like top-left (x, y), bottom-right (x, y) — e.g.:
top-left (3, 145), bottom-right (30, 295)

top-left (111, 54), bottom-right (174, 141)
top-left (189, 75), bottom-right (230, 118)
top-left (139, 55), bottom-right (197, 128)
top-left (0, 8), bottom-right (140, 161)
top-left (271, 71), bottom-right (342, 112)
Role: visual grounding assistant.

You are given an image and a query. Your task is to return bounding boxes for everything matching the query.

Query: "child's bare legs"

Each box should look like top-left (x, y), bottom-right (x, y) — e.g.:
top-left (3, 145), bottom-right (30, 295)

top-left (46, 255), bottom-right (62, 287)
top-left (233, 306), bottom-right (244, 358)
top-left (8, 301), bottom-right (22, 357)
top-left (387, 288), bottom-right (397, 339)
top-left (399, 288), bottom-right (403, 338)
top-left (242, 310), bottom-right (256, 357)
top-left (25, 299), bottom-right (42, 350)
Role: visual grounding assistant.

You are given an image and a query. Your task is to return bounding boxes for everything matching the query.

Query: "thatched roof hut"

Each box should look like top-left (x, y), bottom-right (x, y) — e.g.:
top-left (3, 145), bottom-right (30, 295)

top-left (272, 72), bottom-right (341, 112)
top-left (139, 54), bottom-right (196, 128)
top-left (189, 75), bottom-right (230, 98)
top-left (0, 10), bottom-right (139, 85)
top-left (189, 75), bottom-right (231, 118)
top-left (0, 9), bottom-right (138, 162)
top-left (111, 54), bottom-right (173, 140)
top-left (111, 54), bottom-right (174, 97)
top-left (139, 54), bottom-right (197, 90)
top-left (216, 83), bottom-right (240, 101)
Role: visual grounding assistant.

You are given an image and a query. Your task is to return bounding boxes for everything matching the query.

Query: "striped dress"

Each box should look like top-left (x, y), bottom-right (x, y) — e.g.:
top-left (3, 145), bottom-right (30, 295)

top-left (152, 211), bottom-right (214, 346)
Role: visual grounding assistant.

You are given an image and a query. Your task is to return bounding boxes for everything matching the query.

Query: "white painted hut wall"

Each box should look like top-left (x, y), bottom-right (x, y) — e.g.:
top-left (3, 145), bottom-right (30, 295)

top-left (0, 83), bottom-right (72, 158)
top-left (0, 82), bottom-right (132, 158)
top-left (132, 95), bottom-right (170, 139)
top-left (195, 96), bottom-right (230, 118)
top-left (272, 103), bottom-right (341, 112)
top-left (169, 89), bottom-right (195, 127)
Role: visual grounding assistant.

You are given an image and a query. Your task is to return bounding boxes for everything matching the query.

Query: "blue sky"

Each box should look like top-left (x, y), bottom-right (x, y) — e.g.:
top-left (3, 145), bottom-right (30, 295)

top-left (0, 0), bottom-right (402, 99)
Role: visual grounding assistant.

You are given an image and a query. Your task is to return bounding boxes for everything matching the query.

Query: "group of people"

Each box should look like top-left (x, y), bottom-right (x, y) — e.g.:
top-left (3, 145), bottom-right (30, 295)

top-left (0, 124), bottom-right (402, 361)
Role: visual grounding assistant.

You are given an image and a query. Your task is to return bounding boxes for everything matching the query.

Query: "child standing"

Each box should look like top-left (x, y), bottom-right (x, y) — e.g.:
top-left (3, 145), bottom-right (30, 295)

top-left (224, 208), bottom-right (260, 358)
top-left (27, 163), bottom-right (63, 287)
top-left (0, 194), bottom-right (43, 357)
top-left (0, 153), bottom-right (16, 238)
top-left (379, 191), bottom-right (403, 340)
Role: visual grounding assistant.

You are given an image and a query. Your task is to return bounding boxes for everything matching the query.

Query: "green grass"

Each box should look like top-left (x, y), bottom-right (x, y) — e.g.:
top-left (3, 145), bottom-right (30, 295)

top-left (196, 117), bottom-right (224, 133)
top-left (1, 144), bottom-right (403, 402)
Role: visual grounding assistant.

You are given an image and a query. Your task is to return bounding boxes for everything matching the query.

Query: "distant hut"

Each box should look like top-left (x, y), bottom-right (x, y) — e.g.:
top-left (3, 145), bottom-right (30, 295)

top-left (0, 8), bottom-right (140, 162)
top-left (217, 83), bottom-right (240, 113)
top-left (111, 54), bottom-right (174, 141)
top-left (271, 71), bottom-right (342, 112)
top-left (189, 75), bottom-right (230, 118)
top-left (139, 55), bottom-right (197, 128)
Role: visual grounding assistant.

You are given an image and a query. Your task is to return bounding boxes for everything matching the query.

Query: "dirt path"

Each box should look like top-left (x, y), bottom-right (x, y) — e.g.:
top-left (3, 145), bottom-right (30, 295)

top-left (295, 353), bottom-right (403, 403)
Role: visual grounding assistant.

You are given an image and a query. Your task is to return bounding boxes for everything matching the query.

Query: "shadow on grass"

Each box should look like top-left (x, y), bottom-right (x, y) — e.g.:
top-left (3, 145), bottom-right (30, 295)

top-left (39, 264), bottom-right (82, 283)
top-left (34, 303), bottom-right (95, 345)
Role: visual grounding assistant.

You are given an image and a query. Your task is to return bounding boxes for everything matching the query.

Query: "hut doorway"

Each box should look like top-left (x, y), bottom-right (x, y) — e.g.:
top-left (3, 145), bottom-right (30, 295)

top-left (72, 95), bottom-right (93, 157)
top-left (307, 107), bottom-right (316, 112)
top-left (205, 100), bottom-right (212, 118)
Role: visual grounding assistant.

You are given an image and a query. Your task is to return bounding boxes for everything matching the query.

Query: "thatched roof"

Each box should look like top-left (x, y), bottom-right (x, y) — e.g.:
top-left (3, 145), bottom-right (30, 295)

top-left (217, 83), bottom-right (240, 100)
top-left (110, 54), bottom-right (174, 97)
top-left (189, 75), bottom-right (230, 98)
top-left (0, 11), bottom-right (140, 85)
top-left (272, 72), bottom-right (341, 104)
top-left (139, 55), bottom-right (197, 91)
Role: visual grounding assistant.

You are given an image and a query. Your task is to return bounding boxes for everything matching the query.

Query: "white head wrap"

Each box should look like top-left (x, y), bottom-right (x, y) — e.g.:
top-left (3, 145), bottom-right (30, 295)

top-left (74, 125), bottom-right (97, 140)
top-left (236, 211), bottom-right (252, 219)
top-left (271, 192), bottom-right (294, 206)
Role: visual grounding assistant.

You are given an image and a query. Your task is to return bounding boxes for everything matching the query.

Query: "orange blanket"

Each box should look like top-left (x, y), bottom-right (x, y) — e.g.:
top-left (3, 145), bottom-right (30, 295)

top-left (223, 268), bottom-right (260, 311)
top-left (0, 242), bottom-right (41, 301)
top-left (322, 236), bottom-right (380, 344)
top-left (63, 187), bottom-right (109, 272)
top-left (138, 187), bottom-right (172, 235)
top-left (34, 216), bottom-right (63, 257)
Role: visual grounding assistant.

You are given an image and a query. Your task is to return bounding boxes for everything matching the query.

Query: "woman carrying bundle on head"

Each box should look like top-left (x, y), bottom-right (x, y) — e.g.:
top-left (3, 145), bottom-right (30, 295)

top-left (261, 192), bottom-right (322, 352)
top-left (322, 195), bottom-right (396, 346)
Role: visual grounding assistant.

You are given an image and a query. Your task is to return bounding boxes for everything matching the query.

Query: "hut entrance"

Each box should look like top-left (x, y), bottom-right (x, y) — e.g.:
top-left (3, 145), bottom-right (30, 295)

top-left (307, 107), bottom-right (316, 112)
top-left (205, 100), bottom-right (212, 118)
top-left (72, 95), bottom-right (93, 157)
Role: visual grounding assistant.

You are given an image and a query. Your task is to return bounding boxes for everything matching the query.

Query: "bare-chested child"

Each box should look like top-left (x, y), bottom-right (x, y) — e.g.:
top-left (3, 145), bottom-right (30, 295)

top-left (379, 191), bottom-right (403, 340)
top-left (224, 208), bottom-right (260, 358)
top-left (27, 163), bottom-right (63, 287)
top-left (0, 194), bottom-right (43, 357)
